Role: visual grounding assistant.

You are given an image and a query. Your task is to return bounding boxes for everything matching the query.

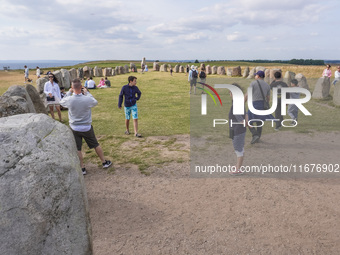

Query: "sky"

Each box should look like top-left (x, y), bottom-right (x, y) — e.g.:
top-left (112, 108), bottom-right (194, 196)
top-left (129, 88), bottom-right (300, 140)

top-left (0, 0), bottom-right (339, 61)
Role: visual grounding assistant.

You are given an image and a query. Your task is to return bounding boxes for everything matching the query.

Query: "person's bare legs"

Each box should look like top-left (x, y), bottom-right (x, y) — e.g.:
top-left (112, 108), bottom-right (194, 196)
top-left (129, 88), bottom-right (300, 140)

top-left (55, 105), bottom-right (62, 121)
top-left (125, 119), bottom-right (130, 133)
top-left (236, 156), bottom-right (244, 171)
top-left (48, 105), bottom-right (55, 119)
top-left (94, 146), bottom-right (106, 163)
top-left (77, 151), bottom-right (84, 168)
top-left (133, 119), bottom-right (138, 135)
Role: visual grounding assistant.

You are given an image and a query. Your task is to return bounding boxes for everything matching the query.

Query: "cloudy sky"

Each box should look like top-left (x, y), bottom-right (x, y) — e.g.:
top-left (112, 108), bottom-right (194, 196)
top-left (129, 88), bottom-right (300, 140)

top-left (0, 0), bottom-right (338, 61)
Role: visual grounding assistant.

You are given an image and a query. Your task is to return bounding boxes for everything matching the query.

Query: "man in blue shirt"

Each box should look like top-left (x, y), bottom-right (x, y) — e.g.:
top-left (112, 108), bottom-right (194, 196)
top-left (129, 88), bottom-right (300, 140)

top-left (118, 76), bottom-right (142, 137)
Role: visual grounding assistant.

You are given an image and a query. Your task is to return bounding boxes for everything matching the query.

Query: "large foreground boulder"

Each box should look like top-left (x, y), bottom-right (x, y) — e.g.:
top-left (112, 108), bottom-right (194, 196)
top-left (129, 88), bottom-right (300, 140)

top-left (0, 114), bottom-right (93, 255)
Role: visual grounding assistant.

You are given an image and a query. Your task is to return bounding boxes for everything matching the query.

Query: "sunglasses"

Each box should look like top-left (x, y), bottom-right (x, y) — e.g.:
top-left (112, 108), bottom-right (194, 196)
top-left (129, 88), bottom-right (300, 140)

top-left (49, 76), bottom-right (54, 78)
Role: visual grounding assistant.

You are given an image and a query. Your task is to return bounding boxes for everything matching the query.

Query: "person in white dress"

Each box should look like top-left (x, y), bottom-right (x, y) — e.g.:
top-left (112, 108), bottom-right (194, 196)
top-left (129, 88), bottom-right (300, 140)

top-left (44, 73), bottom-right (63, 121)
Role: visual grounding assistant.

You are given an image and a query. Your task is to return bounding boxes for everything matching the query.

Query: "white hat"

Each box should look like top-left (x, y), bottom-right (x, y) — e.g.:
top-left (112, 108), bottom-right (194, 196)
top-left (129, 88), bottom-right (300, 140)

top-left (191, 65), bottom-right (195, 69)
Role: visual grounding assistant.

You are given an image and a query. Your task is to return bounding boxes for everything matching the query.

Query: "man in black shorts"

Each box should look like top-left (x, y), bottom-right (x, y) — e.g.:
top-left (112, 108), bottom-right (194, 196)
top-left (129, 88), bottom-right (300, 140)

top-left (60, 78), bottom-right (112, 175)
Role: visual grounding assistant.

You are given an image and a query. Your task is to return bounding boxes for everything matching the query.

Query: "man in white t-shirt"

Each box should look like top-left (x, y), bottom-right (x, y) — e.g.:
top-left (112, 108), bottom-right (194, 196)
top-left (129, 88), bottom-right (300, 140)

top-left (87, 77), bottom-right (96, 89)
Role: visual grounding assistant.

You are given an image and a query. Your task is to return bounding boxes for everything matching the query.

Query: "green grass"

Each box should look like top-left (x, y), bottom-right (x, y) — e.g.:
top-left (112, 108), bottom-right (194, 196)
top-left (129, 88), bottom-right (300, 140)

top-left (1, 62), bottom-right (339, 174)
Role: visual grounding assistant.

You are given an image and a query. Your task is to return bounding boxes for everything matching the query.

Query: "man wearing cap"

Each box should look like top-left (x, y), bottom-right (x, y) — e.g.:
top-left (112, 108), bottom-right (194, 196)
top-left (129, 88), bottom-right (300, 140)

top-left (188, 65), bottom-right (198, 94)
top-left (245, 70), bottom-right (275, 144)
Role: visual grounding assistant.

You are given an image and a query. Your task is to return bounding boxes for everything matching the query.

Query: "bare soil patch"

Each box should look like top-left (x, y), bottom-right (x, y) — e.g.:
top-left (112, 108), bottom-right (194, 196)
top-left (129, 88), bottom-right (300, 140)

top-left (85, 132), bottom-right (340, 254)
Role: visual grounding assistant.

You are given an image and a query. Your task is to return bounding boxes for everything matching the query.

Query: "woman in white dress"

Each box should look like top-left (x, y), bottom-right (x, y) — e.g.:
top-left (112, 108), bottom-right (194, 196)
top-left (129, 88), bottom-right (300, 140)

top-left (44, 73), bottom-right (63, 121)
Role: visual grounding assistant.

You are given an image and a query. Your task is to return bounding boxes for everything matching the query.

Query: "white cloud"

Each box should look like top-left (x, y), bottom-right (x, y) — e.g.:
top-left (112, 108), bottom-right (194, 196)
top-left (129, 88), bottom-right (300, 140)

top-left (0, 0), bottom-right (338, 60)
top-left (226, 32), bottom-right (248, 42)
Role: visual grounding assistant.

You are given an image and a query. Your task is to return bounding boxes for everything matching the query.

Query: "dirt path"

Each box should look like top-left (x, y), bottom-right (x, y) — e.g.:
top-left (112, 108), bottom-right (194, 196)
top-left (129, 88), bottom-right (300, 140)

top-left (85, 132), bottom-right (340, 254)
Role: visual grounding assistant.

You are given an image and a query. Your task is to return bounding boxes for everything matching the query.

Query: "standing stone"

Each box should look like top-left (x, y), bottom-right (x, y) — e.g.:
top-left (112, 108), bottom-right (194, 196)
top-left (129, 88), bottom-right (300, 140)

top-left (179, 65), bottom-right (184, 73)
top-left (119, 66), bottom-right (125, 74)
top-left (115, 66), bottom-right (120, 75)
top-left (0, 113), bottom-right (93, 255)
top-left (284, 71), bottom-right (296, 86)
top-left (212, 66), bottom-right (217, 75)
top-left (36, 77), bottom-right (49, 94)
top-left (25, 84), bottom-right (47, 114)
top-left (52, 70), bottom-right (63, 88)
top-left (89, 67), bottom-right (94, 78)
top-left (312, 77), bottom-right (330, 99)
top-left (160, 64), bottom-right (168, 72)
top-left (3, 85), bottom-right (36, 113)
top-left (69, 68), bottom-right (77, 82)
top-left (333, 83), bottom-right (340, 106)
top-left (226, 68), bottom-right (232, 76)
top-left (111, 68), bottom-right (116, 76)
top-left (255, 66), bottom-right (266, 72)
top-left (264, 69), bottom-right (271, 84)
top-left (206, 65), bottom-right (212, 75)
top-left (83, 66), bottom-right (90, 78)
top-left (247, 67), bottom-right (256, 79)
top-left (94, 66), bottom-right (99, 77)
top-left (103, 68), bottom-right (112, 77)
top-left (295, 73), bottom-right (309, 90)
top-left (124, 65), bottom-right (129, 73)
top-left (0, 96), bottom-right (27, 117)
top-left (130, 63), bottom-right (137, 72)
top-left (77, 67), bottom-right (84, 79)
top-left (232, 66), bottom-right (242, 77)
top-left (60, 69), bottom-right (71, 89)
top-left (153, 62), bottom-right (160, 71)
top-left (217, 66), bottom-right (226, 75)
top-left (174, 65), bottom-right (179, 73)
top-left (243, 66), bottom-right (250, 78)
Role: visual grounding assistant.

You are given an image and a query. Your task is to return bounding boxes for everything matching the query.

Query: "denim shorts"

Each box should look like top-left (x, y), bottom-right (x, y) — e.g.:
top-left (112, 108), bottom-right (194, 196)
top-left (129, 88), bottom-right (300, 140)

top-left (124, 104), bottom-right (138, 120)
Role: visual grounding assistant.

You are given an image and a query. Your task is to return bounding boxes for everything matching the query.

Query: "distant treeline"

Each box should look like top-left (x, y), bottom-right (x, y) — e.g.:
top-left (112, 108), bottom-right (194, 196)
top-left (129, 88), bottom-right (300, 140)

top-left (206, 59), bottom-right (325, 65)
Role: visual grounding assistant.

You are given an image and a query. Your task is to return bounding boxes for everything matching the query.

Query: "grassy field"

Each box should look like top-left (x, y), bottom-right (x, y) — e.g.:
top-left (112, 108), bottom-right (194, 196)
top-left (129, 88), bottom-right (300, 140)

top-left (1, 61), bottom-right (339, 172)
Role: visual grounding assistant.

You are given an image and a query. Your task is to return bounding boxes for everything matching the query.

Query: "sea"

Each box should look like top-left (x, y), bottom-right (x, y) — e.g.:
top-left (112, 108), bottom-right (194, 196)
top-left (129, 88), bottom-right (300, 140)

top-left (0, 60), bottom-right (90, 70)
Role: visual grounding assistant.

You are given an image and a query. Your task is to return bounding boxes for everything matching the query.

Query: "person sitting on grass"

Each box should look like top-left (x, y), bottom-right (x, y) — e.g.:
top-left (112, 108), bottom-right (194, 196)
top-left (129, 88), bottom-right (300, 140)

top-left (105, 77), bottom-right (111, 87)
top-left (87, 77), bottom-right (96, 89)
top-left (118, 76), bottom-right (142, 137)
top-left (98, 77), bottom-right (107, 88)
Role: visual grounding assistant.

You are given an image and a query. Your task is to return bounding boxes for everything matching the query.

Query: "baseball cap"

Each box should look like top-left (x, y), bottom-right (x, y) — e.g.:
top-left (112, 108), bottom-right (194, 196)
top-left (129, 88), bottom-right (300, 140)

top-left (255, 70), bottom-right (265, 78)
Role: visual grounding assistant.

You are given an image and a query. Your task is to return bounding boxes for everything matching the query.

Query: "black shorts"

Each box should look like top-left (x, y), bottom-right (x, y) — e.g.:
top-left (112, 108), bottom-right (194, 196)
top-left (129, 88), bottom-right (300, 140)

top-left (71, 126), bottom-right (99, 151)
